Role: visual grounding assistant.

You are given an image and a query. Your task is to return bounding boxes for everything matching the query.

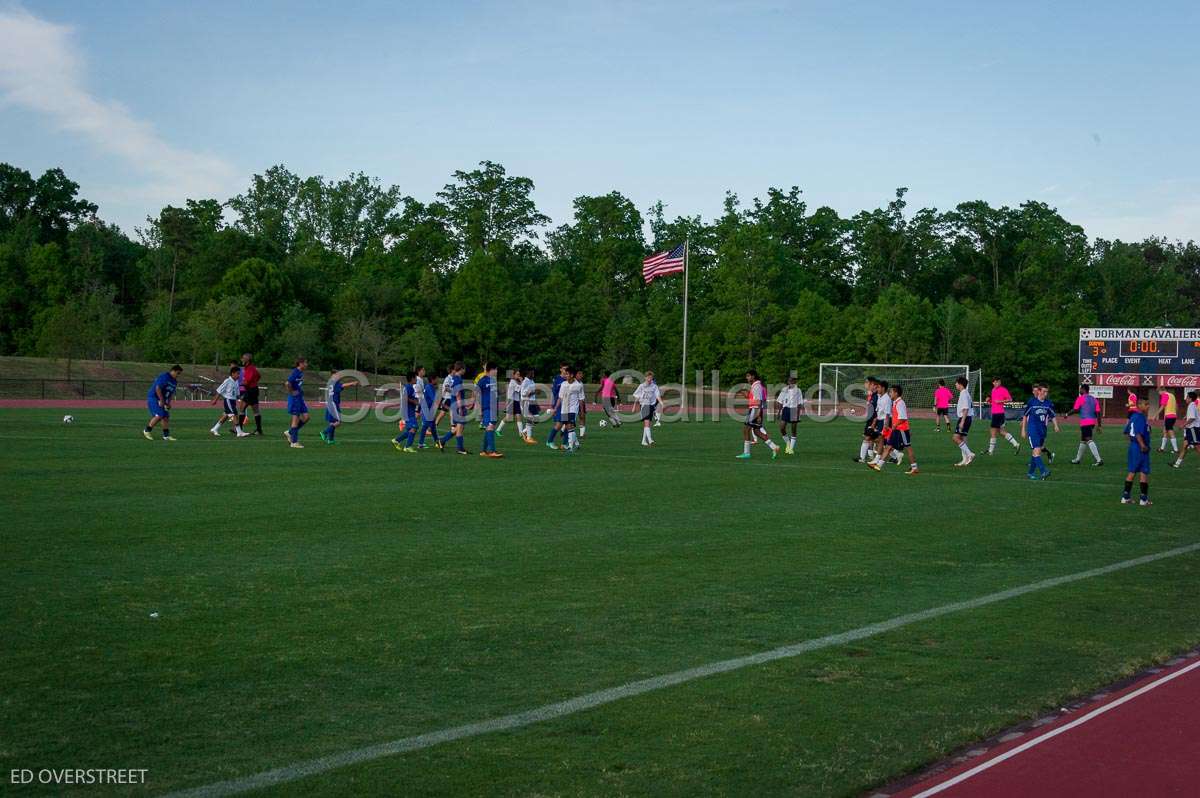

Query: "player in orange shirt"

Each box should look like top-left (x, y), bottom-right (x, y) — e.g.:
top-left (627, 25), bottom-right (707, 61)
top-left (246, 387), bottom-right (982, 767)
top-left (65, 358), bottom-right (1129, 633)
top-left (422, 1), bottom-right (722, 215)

top-left (869, 383), bottom-right (919, 475)
top-left (736, 369), bottom-right (780, 460)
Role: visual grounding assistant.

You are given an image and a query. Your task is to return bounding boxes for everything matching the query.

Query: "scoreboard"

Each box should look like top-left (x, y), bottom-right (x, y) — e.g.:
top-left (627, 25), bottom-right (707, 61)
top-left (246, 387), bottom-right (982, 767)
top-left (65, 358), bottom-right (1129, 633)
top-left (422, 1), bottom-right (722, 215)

top-left (1079, 328), bottom-right (1200, 388)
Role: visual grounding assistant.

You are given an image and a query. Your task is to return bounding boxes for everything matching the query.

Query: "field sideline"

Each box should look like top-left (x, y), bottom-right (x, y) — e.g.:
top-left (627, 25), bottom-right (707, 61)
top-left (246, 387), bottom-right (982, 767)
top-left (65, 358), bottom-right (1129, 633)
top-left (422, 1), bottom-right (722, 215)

top-left (2, 408), bottom-right (1198, 796)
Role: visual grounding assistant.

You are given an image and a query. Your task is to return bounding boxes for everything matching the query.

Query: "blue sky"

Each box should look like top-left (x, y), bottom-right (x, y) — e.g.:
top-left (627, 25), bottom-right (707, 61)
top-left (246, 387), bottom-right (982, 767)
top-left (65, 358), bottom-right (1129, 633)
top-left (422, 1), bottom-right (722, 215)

top-left (1, 0), bottom-right (1197, 242)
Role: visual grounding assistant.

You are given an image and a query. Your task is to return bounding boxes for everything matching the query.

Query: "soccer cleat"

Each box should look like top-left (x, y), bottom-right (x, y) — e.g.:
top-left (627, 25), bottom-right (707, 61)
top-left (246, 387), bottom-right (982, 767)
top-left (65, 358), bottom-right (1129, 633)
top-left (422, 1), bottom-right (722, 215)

top-left (435, 439), bottom-right (445, 451)
top-left (1027, 474), bottom-right (1040, 480)
top-left (1092, 460), bottom-right (1104, 467)
top-left (211, 429), bottom-right (221, 437)
top-left (852, 456), bottom-right (863, 463)
top-left (457, 449), bottom-right (471, 455)
top-left (403, 446), bottom-right (416, 453)
top-left (142, 430), bottom-right (154, 440)
top-left (1040, 471), bottom-right (1051, 480)
top-left (546, 441), bottom-right (558, 450)
top-left (1139, 499), bottom-right (1153, 507)
top-left (1070, 458), bottom-right (1080, 465)
top-left (963, 453), bottom-right (975, 466)
top-left (907, 467), bottom-right (920, 476)
top-left (524, 437), bottom-right (537, 445)
top-left (1013, 442), bottom-right (1022, 454)
top-left (735, 453), bottom-right (751, 459)
top-left (319, 431), bottom-right (329, 443)
top-left (1048, 451), bottom-right (1056, 464)
top-left (235, 430), bottom-right (250, 438)
top-left (953, 460), bottom-right (965, 467)
top-left (163, 435), bottom-right (177, 441)
top-left (1171, 462), bottom-right (1182, 469)
top-left (283, 431), bottom-right (292, 444)
top-left (771, 448), bottom-right (778, 461)
top-left (392, 439), bottom-right (404, 451)
top-left (328, 439), bottom-right (339, 445)
top-left (1120, 497), bottom-right (1132, 504)
top-left (868, 462), bottom-right (882, 471)
top-left (642, 441), bottom-right (651, 447)
top-left (290, 442), bottom-right (304, 449)
top-left (488, 451), bottom-right (504, 458)
top-left (479, 451), bottom-right (491, 458)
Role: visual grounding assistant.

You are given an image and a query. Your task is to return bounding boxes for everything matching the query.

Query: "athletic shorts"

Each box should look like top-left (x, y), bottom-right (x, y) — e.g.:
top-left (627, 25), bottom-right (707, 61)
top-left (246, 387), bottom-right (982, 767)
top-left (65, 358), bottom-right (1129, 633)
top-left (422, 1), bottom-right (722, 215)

top-left (1126, 445), bottom-right (1151, 474)
top-left (1164, 417), bottom-right (1177, 431)
top-left (241, 386), bottom-right (260, 406)
top-left (863, 420), bottom-right (879, 439)
top-left (936, 407), bottom-right (950, 417)
top-left (781, 407), bottom-right (799, 424)
top-left (481, 411), bottom-right (494, 427)
top-left (325, 404), bottom-right (342, 424)
top-left (888, 428), bottom-right (911, 450)
top-left (954, 416), bottom-right (973, 436)
top-left (148, 399), bottom-right (169, 419)
top-left (990, 412), bottom-right (1006, 429)
top-left (565, 412), bottom-right (577, 425)
top-left (1028, 432), bottom-right (1046, 450)
top-left (287, 398), bottom-right (308, 416)
top-left (745, 408), bottom-right (763, 428)
top-left (450, 403), bottom-right (468, 425)
top-left (508, 399), bottom-right (521, 416)
top-left (641, 402), bottom-right (657, 421)
top-left (1185, 427), bottom-right (1200, 446)
top-left (553, 405), bottom-right (563, 422)
top-left (1080, 424), bottom-right (1096, 441)
top-left (525, 402), bottom-right (540, 416)
top-left (222, 397), bottom-right (238, 415)
top-left (602, 396), bottom-right (618, 417)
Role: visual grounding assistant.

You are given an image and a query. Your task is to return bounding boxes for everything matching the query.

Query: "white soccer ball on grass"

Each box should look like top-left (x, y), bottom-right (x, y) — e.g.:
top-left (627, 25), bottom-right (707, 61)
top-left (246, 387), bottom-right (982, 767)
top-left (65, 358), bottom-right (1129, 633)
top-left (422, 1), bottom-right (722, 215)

top-left (62, 415), bottom-right (75, 424)
top-left (599, 419), bottom-right (607, 427)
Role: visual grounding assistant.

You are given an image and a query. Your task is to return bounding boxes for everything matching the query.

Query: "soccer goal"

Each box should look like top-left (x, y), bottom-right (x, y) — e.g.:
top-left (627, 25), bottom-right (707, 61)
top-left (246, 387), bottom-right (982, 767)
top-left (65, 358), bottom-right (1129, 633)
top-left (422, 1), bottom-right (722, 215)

top-left (816, 363), bottom-right (983, 416)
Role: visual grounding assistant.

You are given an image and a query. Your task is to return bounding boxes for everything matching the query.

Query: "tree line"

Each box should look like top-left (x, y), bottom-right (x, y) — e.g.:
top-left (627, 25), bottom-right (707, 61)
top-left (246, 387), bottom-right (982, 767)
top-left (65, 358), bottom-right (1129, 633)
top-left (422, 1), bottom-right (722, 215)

top-left (1, 160), bottom-right (1197, 392)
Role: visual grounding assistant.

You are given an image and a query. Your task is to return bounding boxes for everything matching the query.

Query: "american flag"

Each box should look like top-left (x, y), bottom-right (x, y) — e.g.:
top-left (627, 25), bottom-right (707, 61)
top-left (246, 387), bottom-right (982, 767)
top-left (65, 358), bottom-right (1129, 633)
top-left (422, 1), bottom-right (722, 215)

top-left (642, 244), bottom-right (685, 283)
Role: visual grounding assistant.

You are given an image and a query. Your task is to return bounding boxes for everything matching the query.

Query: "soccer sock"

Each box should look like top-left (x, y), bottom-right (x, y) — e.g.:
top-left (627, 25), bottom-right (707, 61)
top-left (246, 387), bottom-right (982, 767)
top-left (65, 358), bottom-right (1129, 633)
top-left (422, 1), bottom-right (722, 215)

top-left (643, 427), bottom-right (651, 444)
top-left (569, 430), bottom-right (578, 448)
top-left (1075, 443), bottom-right (1086, 461)
top-left (988, 438), bottom-right (997, 453)
top-left (1088, 441), bottom-right (1101, 462)
top-left (743, 441), bottom-right (751, 455)
top-left (456, 435), bottom-right (464, 451)
top-left (859, 442), bottom-right (869, 460)
top-left (484, 430), bottom-right (495, 452)
top-left (144, 425), bottom-right (152, 433)
top-left (289, 427), bottom-right (298, 443)
top-left (1123, 480), bottom-right (1133, 499)
top-left (767, 439), bottom-right (779, 452)
top-left (254, 414), bottom-right (262, 432)
top-left (326, 425), bottom-right (335, 440)
top-left (548, 428), bottom-right (557, 443)
top-left (237, 413), bottom-right (246, 428)
top-left (162, 427), bottom-right (170, 438)
top-left (1006, 433), bottom-right (1018, 446)
top-left (440, 430), bottom-right (453, 444)
top-left (892, 450), bottom-right (903, 463)
top-left (1140, 482), bottom-right (1149, 501)
top-left (1171, 438), bottom-right (1178, 452)
top-left (959, 442), bottom-right (972, 458)
top-left (406, 428), bottom-right (416, 446)
top-left (1160, 435), bottom-right (1167, 450)
top-left (580, 426), bottom-right (586, 436)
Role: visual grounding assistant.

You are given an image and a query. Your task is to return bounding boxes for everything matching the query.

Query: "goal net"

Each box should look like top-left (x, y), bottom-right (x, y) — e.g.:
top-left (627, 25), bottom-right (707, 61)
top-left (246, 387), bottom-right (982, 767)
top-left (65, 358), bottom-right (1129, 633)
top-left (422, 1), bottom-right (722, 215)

top-left (816, 363), bottom-right (983, 417)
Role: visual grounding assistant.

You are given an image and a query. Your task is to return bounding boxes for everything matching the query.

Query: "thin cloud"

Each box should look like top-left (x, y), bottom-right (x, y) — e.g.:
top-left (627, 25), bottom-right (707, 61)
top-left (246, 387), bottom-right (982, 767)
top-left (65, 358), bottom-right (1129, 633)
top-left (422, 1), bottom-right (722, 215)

top-left (0, 5), bottom-right (237, 204)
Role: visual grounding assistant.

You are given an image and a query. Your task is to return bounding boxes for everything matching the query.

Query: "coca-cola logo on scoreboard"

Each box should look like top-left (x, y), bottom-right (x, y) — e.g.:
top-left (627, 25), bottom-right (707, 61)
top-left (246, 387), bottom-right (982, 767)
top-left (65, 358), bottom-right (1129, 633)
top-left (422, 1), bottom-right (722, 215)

top-left (1092, 374), bottom-right (1139, 386)
top-left (1159, 375), bottom-right (1200, 388)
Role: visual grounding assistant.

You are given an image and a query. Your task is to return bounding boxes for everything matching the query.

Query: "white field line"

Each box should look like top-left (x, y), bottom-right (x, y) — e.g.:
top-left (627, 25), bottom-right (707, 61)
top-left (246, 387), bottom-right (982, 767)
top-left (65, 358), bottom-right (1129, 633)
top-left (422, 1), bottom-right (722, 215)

top-left (911, 657), bottom-right (1200, 797)
top-left (163, 541), bottom-right (1200, 798)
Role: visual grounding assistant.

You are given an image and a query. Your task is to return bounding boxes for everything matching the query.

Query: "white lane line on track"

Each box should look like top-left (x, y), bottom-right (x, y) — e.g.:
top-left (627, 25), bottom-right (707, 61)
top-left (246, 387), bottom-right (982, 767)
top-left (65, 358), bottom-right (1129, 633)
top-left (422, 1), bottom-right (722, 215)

top-left (162, 541), bottom-right (1200, 798)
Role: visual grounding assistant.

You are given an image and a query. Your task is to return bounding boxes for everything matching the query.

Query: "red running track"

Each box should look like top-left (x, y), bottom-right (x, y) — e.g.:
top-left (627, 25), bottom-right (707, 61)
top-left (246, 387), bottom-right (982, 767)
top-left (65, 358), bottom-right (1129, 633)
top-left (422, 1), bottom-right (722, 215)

top-left (887, 655), bottom-right (1200, 797)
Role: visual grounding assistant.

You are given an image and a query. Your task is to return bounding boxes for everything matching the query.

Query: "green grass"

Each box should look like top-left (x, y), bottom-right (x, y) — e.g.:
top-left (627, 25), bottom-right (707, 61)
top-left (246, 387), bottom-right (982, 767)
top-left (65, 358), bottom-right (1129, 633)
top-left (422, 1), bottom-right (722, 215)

top-left (1, 408), bottom-right (1197, 796)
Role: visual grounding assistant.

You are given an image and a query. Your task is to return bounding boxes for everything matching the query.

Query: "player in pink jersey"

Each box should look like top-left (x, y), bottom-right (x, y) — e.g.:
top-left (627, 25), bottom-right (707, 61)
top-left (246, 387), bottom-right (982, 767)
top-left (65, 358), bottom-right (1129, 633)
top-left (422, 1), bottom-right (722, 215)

top-left (1157, 387), bottom-right (1179, 454)
top-left (1065, 384), bottom-right (1104, 466)
top-left (986, 377), bottom-right (1021, 455)
top-left (736, 369), bottom-right (780, 460)
top-left (933, 379), bottom-right (953, 432)
top-left (597, 370), bottom-right (622, 428)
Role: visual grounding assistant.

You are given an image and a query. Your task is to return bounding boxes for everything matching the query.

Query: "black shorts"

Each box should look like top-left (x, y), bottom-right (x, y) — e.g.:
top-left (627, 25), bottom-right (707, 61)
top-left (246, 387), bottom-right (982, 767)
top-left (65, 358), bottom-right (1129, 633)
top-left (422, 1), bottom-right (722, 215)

top-left (641, 402), bottom-right (657, 421)
top-left (954, 416), bottom-right (973, 436)
top-left (781, 407), bottom-right (799, 424)
top-left (744, 408), bottom-right (763, 428)
top-left (241, 386), bottom-right (260, 406)
top-left (888, 428), bottom-right (911, 450)
top-left (508, 399), bottom-right (521, 416)
top-left (1186, 427), bottom-right (1200, 446)
top-left (990, 412), bottom-right (1006, 429)
top-left (439, 399), bottom-right (451, 412)
top-left (1080, 424), bottom-right (1096, 441)
top-left (1164, 417), bottom-right (1177, 431)
top-left (936, 407), bottom-right (950, 417)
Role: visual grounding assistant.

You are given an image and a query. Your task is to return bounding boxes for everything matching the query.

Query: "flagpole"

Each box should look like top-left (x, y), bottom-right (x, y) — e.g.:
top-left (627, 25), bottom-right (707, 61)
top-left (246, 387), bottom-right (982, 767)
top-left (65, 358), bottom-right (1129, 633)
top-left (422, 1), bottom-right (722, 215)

top-left (681, 237), bottom-right (690, 396)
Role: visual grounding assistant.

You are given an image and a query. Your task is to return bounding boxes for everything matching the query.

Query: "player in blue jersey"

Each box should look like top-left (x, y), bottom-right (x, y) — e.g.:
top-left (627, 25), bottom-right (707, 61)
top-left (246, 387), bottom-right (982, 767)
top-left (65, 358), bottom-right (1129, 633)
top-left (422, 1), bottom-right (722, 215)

top-left (1020, 383), bottom-right (1060, 479)
top-left (284, 358), bottom-right (310, 449)
top-left (320, 370), bottom-right (359, 445)
top-left (392, 371), bottom-right (421, 453)
top-left (417, 372), bottom-right (439, 449)
top-left (143, 364), bottom-right (183, 440)
top-left (437, 363), bottom-right (468, 454)
top-left (477, 362), bottom-right (504, 458)
top-left (546, 363), bottom-right (570, 450)
top-left (1122, 394), bottom-right (1152, 506)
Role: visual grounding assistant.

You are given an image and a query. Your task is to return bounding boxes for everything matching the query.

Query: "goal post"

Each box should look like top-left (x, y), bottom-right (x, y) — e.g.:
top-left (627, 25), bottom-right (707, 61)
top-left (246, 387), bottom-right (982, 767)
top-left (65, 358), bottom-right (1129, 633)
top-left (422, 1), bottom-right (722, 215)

top-left (817, 363), bottom-right (982, 416)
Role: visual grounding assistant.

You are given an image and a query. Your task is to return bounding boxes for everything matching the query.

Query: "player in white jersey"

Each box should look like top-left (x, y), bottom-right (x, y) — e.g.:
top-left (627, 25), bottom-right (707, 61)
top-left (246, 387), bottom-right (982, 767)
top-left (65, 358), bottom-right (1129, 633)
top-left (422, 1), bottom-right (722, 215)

top-left (1171, 391), bottom-right (1200, 468)
top-left (775, 374), bottom-right (803, 455)
top-left (519, 368), bottom-right (538, 443)
top-left (434, 365), bottom-right (458, 428)
top-left (633, 372), bottom-right (661, 446)
top-left (952, 375), bottom-right (975, 466)
top-left (869, 381), bottom-right (902, 464)
top-left (210, 365), bottom-right (245, 436)
top-left (561, 371), bottom-right (586, 452)
top-left (497, 368), bottom-right (522, 438)
top-left (574, 368), bottom-right (589, 438)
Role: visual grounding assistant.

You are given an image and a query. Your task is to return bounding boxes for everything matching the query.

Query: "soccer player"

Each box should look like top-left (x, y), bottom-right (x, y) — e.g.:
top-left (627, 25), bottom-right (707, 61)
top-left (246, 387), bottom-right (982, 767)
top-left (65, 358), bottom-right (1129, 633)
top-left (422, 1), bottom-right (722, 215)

top-left (1171, 391), bottom-right (1199, 469)
top-left (438, 363), bottom-right (468, 454)
top-left (632, 371), bottom-right (660, 446)
top-left (417, 373), bottom-right (439, 449)
top-left (776, 374), bottom-right (802, 455)
top-left (477, 362), bottom-right (503, 458)
top-left (284, 358), bottom-right (310, 448)
top-left (1021, 382), bottom-right (1060, 480)
top-left (236, 353), bottom-right (264, 435)
top-left (392, 371), bottom-right (420, 452)
top-left (210, 364), bottom-right (242, 436)
top-left (321, 371), bottom-right (359, 445)
top-left (952, 375), bottom-right (975, 466)
top-left (933, 379), bottom-right (953, 432)
top-left (1066, 384), bottom-right (1103, 466)
top-left (434, 363), bottom-right (460, 429)
top-left (737, 369), bottom-right (780, 460)
top-left (561, 370), bottom-right (586, 453)
top-left (1157, 386), bottom-right (1180, 454)
top-left (497, 368), bottom-right (522, 438)
top-left (598, 370), bottom-right (622, 427)
top-left (986, 377), bottom-right (1021, 455)
top-left (869, 383), bottom-right (918, 474)
top-left (855, 376), bottom-right (880, 463)
top-left (520, 367), bottom-right (539, 443)
top-left (547, 363), bottom-right (570, 450)
top-left (143, 364), bottom-right (182, 440)
top-left (1122, 394), bottom-right (1152, 506)
top-left (575, 368), bottom-right (589, 438)
top-left (872, 380), bottom-right (902, 465)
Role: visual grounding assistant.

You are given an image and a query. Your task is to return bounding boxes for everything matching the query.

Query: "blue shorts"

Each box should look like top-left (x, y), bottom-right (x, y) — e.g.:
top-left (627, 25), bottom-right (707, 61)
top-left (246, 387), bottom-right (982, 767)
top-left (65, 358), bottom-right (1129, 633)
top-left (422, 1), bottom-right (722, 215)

top-left (553, 406), bottom-right (563, 422)
top-left (450, 403), bottom-right (468, 425)
top-left (288, 398), bottom-right (309, 416)
top-left (148, 399), bottom-right (168, 419)
top-left (482, 410), bottom-right (494, 426)
top-left (888, 429), bottom-right (911, 450)
top-left (1028, 432), bottom-right (1046, 450)
top-left (565, 412), bottom-right (577, 425)
top-left (222, 397), bottom-right (238, 415)
top-left (954, 416), bottom-right (973, 436)
top-left (325, 404), bottom-right (342, 423)
top-left (1127, 445), bottom-right (1151, 474)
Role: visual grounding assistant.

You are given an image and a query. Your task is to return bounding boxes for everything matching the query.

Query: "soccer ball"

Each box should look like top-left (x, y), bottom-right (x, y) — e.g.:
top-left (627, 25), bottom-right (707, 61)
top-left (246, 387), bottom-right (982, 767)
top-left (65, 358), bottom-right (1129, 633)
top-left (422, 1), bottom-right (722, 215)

top-left (848, 409), bottom-right (856, 416)
top-left (599, 420), bottom-right (607, 428)
top-left (62, 415), bottom-right (75, 424)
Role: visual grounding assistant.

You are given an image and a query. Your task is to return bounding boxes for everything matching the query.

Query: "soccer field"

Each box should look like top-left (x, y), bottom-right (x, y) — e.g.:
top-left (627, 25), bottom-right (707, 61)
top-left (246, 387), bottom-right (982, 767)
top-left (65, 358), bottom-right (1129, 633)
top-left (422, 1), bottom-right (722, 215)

top-left (2, 408), bottom-right (1198, 796)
